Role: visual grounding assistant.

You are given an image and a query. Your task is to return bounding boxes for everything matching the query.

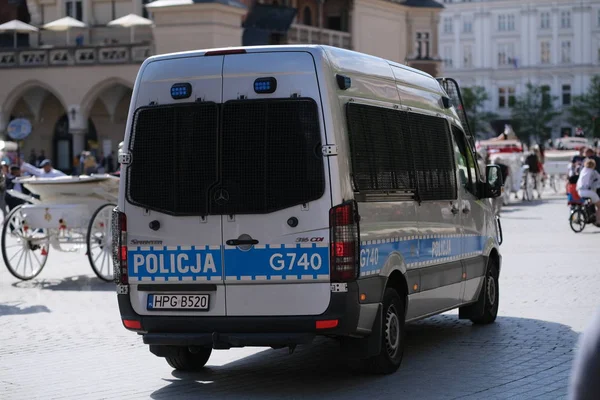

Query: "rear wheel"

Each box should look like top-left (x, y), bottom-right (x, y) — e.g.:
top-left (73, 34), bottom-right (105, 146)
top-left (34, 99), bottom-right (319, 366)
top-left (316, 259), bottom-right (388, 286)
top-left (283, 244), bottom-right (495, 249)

top-left (166, 347), bottom-right (212, 371)
top-left (364, 288), bottom-right (405, 374)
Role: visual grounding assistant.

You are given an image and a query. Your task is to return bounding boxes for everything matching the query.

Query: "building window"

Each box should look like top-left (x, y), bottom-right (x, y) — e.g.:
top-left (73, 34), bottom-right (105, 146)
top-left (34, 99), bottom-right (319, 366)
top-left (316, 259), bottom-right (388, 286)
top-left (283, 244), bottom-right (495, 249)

top-left (462, 17), bottom-right (472, 33)
top-left (497, 43), bottom-right (515, 66)
top-left (443, 17), bottom-right (453, 34)
top-left (561, 41), bottom-right (571, 63)
top-left (443, 45), bottom-right (453, 68)
top-left (498, 87), bottom-right (516, 108)
top-left (142, 0), bottom-right (152, 18)
top-left (540, 12), bottom-right (550, 29)
top-left (463, 44), bottom-right (473, 67)
top-left (65, 0), bottom-right (83, 21)
top-left (302, 6), bottom-right (312, 26)
top-left (498, 15), bottom-right (506, 31)
top-left (561, 11), bottom-right (571, 29)
top-left (415, 32), bottom-right (430, 59)
top-left (562, 84), bottom-right (571, 106)
top-left (540, 41), bottom-right (551, 64)
top-left (561, 127), bottom-right (572, 137)
top-left (507, 15), bottom-right (515, 31)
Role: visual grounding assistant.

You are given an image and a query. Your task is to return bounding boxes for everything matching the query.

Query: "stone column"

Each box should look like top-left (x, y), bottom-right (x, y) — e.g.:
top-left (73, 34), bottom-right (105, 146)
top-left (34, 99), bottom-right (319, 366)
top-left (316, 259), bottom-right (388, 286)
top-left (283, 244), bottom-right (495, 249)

top-left (0, 110), bottom-right (7, 138)
top-left (67, 104), bottom-right (88, 157)
top-left (147, 0), bottom-right (247, 55)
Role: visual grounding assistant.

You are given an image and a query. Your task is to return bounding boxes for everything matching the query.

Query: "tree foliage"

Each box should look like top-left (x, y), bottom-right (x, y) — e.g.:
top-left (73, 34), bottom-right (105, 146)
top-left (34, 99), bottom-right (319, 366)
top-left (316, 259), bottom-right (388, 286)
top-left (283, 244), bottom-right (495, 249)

top-left (568, 75), bottom-right (600, 138)
top-left (510, 83), bottom-right (560, 144)
top-left (461, 86), bottom-right (498, 139)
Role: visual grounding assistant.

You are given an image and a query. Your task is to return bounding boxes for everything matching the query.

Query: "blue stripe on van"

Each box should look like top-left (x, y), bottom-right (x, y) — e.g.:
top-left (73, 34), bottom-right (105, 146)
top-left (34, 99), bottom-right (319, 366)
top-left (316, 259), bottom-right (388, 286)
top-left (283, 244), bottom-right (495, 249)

top-left (126, 235), bottom-right (489, 282)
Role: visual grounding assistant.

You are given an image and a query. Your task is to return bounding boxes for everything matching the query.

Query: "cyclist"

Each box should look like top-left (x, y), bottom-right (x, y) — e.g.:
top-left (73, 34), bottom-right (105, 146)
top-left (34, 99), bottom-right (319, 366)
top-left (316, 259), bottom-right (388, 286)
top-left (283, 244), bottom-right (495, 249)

top-left (576, 158), bottom-right (600, 226)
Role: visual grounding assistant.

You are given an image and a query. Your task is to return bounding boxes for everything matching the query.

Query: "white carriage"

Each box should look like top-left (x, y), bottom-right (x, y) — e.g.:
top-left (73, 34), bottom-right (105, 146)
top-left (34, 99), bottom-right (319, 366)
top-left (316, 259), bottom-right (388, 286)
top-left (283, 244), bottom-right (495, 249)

top-left (543, 149), bottom-right (579, 193)
top-left (476, 139), bottom-right (524, 205)
top-left (2, 174), bottom-right (119, 281)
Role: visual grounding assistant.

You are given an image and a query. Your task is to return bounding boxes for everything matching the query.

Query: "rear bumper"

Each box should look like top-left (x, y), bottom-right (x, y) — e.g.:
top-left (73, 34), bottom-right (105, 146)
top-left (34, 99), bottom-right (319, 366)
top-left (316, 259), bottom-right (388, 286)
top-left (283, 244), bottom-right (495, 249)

top-left (117, 281), bottom-right (366, 349)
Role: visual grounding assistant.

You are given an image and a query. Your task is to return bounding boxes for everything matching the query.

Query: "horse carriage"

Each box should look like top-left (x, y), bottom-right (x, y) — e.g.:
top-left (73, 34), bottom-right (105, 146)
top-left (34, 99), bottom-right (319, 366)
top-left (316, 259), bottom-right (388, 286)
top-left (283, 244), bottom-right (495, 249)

top-left (476, 139), bottom-right (524, 206)
top-left (543, 149), bottom-right (578, 193)
top-left (2, 174), bottom-right (118, 282)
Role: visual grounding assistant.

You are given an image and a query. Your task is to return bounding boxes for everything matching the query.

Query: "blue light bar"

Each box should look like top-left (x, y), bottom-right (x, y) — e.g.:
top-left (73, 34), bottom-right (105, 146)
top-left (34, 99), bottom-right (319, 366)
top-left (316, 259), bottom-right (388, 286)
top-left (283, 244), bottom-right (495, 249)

top-left (171, 83), bottom-right (192, 100)
top-left (254, 77), bottom-right (277, 94)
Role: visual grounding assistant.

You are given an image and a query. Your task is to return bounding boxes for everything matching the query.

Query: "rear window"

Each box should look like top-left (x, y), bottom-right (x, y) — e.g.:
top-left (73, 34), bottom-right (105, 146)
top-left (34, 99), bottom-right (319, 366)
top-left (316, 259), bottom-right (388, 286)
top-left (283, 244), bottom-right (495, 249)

top-left (126, 98), bottom-right (325, 216)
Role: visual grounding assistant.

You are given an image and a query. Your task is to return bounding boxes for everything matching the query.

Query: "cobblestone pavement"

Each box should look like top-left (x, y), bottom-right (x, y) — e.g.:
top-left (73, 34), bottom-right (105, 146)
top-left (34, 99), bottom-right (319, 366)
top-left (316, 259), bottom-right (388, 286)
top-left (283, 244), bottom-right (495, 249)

top-left (0, 192), bottom-right (598, 400)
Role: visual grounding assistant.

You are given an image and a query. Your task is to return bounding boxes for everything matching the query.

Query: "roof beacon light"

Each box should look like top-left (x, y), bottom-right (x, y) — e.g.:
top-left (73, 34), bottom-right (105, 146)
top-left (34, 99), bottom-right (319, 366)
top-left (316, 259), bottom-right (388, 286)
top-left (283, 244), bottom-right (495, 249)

top-left (254, 77), bottom-right (277, 94)
top-left (171, 83), bottom-right (192, 100)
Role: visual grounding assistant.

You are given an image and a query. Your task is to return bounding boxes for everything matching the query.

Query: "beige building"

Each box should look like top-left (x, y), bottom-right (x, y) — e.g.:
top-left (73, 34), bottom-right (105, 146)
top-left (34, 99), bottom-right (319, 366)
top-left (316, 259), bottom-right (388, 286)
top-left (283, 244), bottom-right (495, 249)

top-left (0, 0), bottom-right (442, 173)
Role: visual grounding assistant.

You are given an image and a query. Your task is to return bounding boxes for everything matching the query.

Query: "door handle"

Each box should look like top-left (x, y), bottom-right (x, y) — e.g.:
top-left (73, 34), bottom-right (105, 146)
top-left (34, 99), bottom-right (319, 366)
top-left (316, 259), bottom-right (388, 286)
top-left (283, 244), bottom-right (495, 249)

top-left (226, 239), bottom-right (259, 246)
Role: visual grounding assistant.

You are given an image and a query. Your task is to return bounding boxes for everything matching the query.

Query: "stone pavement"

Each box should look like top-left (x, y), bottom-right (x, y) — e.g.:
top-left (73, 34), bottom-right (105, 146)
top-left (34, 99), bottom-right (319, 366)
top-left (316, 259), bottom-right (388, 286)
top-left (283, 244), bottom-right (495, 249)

top-left (0, 192), bottom-right (598, 400)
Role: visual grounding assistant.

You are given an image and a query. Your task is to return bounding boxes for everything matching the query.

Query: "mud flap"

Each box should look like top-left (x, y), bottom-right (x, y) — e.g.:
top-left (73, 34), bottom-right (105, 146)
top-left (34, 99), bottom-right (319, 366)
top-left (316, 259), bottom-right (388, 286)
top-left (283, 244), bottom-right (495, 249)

top-left (340, 303), bottom-right (382, 359)
top-left (459, 274), bottom-right (486, 319)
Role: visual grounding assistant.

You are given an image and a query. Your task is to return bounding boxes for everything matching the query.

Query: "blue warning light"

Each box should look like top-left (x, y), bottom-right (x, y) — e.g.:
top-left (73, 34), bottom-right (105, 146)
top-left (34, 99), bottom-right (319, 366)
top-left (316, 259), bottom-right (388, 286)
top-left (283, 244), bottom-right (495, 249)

top-left (171, 83), bottom-right (192, 99)
top-left (254, 77), bottom-right (277, 94)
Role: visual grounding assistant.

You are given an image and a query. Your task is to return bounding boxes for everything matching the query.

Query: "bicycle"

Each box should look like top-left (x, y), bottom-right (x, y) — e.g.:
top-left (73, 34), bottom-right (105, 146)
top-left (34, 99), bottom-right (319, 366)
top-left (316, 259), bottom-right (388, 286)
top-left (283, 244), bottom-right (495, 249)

top-left (569, 197), bottom-right (597, 233)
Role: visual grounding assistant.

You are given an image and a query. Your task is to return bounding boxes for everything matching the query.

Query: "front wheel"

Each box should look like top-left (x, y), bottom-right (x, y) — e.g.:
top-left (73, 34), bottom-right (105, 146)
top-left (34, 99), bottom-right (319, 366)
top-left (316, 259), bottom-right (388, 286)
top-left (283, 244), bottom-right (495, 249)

top-left (470, 260), bottom-right (500, 325)
top-left (569, 209), bottom-right (586, 233)
top-left (166, 347), bottom-right (212, 371)
top-left (363, 288), bottom-right (406, 374)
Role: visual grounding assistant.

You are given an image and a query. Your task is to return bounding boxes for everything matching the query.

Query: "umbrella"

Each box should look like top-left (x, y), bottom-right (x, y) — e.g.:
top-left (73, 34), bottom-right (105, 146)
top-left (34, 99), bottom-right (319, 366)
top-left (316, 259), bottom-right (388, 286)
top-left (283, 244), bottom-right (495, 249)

top-left (107, 13), bottom-right (153, 43)
top-left (0, 20), bottom-right (39, 48)
top-left (42, 16), bottom-right (87, 45)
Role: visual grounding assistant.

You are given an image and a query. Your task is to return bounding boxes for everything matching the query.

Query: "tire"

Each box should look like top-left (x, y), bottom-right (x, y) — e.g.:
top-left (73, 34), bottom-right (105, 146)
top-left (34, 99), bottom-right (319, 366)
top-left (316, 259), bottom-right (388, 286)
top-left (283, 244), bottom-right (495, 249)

top-left (86, 203), bottom-right (116, 282)
top-left (166, 347), bottom-right (212, 371)
top-left (470, 259), bottom-right (499, 325)
top-left (2, 205), bottom-right (49, 281)
top-left (363, 288), bottom-right (406, 374)
top-left (569, 209), bottom-right (586, 233)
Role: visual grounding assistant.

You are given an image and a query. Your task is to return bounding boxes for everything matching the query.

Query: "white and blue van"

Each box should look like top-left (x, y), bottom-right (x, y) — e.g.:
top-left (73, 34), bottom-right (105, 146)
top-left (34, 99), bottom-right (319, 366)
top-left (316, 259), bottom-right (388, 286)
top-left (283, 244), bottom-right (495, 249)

top-left (112, 45), bottom-right (504, 374)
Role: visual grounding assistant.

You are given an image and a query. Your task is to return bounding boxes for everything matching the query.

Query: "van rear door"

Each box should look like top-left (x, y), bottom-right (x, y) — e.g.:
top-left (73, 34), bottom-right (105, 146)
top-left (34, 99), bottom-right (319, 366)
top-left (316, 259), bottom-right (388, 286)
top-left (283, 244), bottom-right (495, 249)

top-left (124, 55), bottom-right (226, 317)
top-left (219, 51), bottom-right (332, 316)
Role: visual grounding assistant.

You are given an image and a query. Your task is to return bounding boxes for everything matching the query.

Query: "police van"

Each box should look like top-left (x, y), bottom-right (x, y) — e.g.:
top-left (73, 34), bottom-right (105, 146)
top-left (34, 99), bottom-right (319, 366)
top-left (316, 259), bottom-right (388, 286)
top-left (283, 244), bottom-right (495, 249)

top-left (113, 45), bottom-right (504, 374)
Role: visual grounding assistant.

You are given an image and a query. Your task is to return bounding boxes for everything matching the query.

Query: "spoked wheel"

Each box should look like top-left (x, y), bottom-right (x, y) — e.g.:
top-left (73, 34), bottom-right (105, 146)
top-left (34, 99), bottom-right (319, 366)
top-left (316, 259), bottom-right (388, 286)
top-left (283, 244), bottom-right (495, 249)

top-left (569, 209), bottom-right (586, 233)
top-left (1, 205), bottom-right (50, 280)
top-left (86, 203), bottom-right (116, 282)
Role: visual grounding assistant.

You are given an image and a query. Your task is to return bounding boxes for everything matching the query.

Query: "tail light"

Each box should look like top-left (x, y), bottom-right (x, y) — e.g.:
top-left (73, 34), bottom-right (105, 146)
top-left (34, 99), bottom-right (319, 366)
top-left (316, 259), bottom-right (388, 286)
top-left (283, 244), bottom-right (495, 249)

top-left (329, 201), bottom-right (360, 283)
top-left (112, 208), bottom-right (128, 285)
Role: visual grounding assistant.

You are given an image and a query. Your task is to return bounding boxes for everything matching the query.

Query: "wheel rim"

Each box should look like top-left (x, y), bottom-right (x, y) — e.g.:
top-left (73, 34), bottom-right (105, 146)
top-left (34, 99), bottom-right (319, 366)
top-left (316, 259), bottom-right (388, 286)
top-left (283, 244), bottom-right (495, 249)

top-left (3, 208), bottom-right (49, 279)
top-left (486, 275), bottom-right (496, 306)
top-left (88, 205), bottom-right (114, 280)
top-left (385, 304), bottom-right (401, 359)
top-left (570, 211), bottom-right (585, 232)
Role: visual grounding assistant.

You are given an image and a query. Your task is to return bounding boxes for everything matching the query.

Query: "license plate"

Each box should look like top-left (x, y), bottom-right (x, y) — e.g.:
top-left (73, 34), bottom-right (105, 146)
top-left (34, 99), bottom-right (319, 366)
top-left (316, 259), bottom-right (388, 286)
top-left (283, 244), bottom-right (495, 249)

top-left (147, 294), bottom-right (210, 311)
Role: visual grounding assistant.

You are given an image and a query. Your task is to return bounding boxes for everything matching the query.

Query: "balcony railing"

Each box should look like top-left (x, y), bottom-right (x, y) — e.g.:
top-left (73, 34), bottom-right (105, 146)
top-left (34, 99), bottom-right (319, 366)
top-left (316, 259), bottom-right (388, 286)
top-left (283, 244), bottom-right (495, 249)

top-left (287, 24), bottom-right (352, 49)
top-left (0, 43), bottom-right (153, 68)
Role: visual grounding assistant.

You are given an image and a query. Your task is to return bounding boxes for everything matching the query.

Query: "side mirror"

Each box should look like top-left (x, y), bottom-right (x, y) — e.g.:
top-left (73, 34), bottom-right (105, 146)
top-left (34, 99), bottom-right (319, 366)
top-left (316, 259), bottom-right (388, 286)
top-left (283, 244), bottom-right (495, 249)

top-left (484, 164), bottom-right (503, 198)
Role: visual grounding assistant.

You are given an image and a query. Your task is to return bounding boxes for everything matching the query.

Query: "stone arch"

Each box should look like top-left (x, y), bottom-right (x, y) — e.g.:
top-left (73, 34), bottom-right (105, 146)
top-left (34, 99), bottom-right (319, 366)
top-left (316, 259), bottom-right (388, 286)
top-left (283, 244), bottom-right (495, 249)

top-left (2, 80), bottom-right (68, 117)
top-left (80, 77), bottom-right (134, 118)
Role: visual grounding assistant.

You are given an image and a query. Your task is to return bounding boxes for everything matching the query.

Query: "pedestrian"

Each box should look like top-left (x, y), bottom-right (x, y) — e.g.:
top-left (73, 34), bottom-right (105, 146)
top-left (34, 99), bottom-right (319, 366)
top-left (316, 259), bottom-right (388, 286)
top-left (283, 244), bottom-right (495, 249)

top-left (28, 149), bottom-right (37, 166)
top-left (569, 306), bottom-right (600, 400)
top-left (37, 150), bottom-right (46, 167)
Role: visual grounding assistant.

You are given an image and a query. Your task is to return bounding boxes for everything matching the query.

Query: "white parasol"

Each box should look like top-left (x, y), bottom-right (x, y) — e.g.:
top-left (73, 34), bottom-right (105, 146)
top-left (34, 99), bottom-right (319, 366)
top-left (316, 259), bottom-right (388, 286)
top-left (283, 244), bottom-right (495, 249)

top-left (107, 13), bottom-right (153, 43)
top-left (0, 20), bottom-right (39, 48)
top-left (42, 16), bottom-right (87, 45)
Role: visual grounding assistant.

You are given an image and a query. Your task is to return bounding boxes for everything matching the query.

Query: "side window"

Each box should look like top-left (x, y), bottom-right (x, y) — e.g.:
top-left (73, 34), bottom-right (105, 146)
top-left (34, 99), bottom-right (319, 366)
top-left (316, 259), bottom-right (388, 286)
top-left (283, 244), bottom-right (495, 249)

top-left (346, 103), bottom-right (457, 201)
top-left (451, 125), bottom-right (478, 194)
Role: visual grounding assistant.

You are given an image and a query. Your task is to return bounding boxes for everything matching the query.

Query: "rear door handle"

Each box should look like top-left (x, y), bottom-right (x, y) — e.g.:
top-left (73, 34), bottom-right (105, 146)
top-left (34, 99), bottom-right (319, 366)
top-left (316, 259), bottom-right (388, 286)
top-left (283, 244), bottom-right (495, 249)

top-left (226, 239), bottom-right (259, 246)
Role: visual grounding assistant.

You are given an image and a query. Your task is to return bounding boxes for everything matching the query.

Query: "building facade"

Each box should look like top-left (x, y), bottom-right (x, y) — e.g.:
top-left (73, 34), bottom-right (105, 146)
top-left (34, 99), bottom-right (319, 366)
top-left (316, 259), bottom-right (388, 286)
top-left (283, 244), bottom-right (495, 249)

top-left (438, 0), bottom-right (600, 138)
top-left (0, 0), bottom-right (443, 173)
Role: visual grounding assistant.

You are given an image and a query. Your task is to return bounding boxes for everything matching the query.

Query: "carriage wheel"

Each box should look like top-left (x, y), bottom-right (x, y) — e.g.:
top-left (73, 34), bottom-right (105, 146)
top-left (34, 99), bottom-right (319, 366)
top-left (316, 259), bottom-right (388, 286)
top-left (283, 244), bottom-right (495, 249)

top-left (87, 203), bottom-right (116, 282)
top-left (1, 205), bottom-right (50, 281)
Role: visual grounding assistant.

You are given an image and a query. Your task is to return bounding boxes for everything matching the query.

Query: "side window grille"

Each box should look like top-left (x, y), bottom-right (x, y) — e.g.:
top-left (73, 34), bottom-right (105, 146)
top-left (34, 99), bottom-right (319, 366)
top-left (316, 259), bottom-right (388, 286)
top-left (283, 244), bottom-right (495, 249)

top-left (346, 103), bottom-right (456, 201)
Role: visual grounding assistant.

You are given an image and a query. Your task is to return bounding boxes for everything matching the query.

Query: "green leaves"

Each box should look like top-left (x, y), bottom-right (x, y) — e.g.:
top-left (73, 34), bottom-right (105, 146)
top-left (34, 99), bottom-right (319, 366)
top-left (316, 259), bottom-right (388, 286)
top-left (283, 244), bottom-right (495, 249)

top-left (511, 83), bottom-right (560, 143)
top-left (461, 86), bottom-right (498, 139)
top-left (568, 75), bottom-right (600, 138)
